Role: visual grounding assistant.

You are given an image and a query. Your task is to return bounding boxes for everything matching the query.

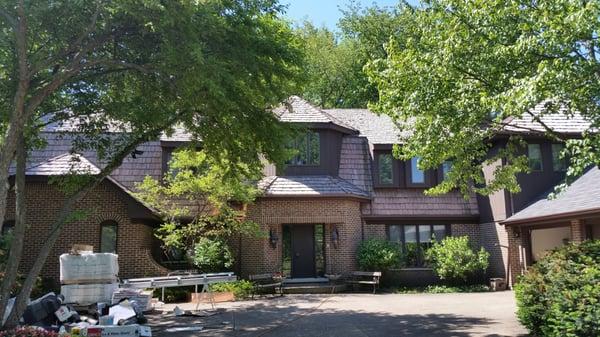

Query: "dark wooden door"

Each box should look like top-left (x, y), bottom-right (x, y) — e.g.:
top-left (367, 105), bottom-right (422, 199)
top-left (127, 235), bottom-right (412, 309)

top-left (291, 225), bottom-right (315, 278)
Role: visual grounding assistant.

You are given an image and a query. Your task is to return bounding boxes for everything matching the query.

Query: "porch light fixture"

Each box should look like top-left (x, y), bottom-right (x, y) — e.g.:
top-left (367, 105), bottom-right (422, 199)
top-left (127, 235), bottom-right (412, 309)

top-left (331, 226), bottom-right (339, 249)
top-left (269, 229), bottom-right (278, 248)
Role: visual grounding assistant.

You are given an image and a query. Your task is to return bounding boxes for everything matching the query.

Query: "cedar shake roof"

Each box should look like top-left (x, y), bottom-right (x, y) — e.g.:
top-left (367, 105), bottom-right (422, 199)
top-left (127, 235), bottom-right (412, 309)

top-left (257, 175), bottom-right (370, 199)
top-left (274, 96), bottom-right (358, 134)
top-left (325, 109), bottom-right (407, 144)
top-left (503, 166), bottom-right (600, 225)
top-left (501, 101), bottom-right (591, 135)
top-left (22, 153), bottom-right (100, 176)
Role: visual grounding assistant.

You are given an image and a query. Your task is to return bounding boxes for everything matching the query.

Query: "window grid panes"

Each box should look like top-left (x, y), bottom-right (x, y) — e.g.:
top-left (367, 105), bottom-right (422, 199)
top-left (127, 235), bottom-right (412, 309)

top-left (378, 153), bottom-right (394, 185)
top-left (314, 224), bottom-right (325, 277)
top-left (551, 143), bottom-right (567, 172)
top-left (287, 132), bottom-right (320, 166)
top-left (411, 157), bottom-right (425, 183)
top-left (527, 144), bottom-right (543, 171)
top-left (388, 224), bottom-right (448, 267)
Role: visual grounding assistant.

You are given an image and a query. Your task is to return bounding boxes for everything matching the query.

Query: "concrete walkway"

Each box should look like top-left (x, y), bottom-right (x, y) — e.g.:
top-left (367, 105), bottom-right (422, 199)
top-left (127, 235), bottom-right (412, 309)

top-left (148, 291), bottom-right (529, 337)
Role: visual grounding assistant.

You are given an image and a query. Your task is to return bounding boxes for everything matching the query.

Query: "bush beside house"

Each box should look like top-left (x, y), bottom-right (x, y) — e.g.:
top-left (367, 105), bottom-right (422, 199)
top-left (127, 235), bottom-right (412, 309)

top-left (515, 240), bottom-right (600, 337)
top-left (425, 236), bottom-right (489, 285)
top-left (357, 239), bottom-right (401, 272)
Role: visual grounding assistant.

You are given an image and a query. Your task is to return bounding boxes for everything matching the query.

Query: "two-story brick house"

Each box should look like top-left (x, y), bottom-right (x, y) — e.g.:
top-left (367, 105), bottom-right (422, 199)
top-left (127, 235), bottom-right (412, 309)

top-left (2, 96), bottom-right (594, 286)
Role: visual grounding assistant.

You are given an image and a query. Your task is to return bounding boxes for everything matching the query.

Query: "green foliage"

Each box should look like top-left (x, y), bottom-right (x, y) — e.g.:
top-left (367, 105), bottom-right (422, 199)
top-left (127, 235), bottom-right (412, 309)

top-left (391, 284), bottom-right (490, 294)
top-left (366, 0), bottom-right (600, 196)
top-left (295, 22), bottom-right (366, 108)
top-left (136, 149), bottom-right (264, 270)
top-left (357, 239), bottom-right (400, 271)
top-left (296, 1), bottom-right (401, 108)
top-left (210, 280), bottom-right (253, 300)
top-left (152, 286), bottom-right (195, 304)
top-left (514, 241), bottom-right (600, 337)
top-left (425, 236), bottom-right (489, 284)
top-left (192, 237), bottom-right (234, 273)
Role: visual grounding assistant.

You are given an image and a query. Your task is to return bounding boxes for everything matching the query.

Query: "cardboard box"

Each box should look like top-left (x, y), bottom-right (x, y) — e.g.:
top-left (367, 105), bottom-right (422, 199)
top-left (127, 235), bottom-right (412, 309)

top-left (85, 325), bottom-right (139, 337)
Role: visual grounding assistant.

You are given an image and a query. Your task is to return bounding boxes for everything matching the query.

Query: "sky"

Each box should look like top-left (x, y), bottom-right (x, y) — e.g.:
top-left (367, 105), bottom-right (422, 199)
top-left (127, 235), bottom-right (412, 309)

top-left (283, 0), bottom-right (418, 31)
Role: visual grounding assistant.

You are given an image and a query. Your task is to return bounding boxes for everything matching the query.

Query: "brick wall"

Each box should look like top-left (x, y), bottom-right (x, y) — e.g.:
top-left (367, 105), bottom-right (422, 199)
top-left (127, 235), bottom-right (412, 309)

top-left (506, 226), bottom-right (527, 286)
top-left (240, 198), bottom-right (363, 277)
top-left (3, 180), bottom-right (167, 282)
top-left (480, 222), bottom-right (509, 278)
top-left (570, 219), bottom-right (586, 243)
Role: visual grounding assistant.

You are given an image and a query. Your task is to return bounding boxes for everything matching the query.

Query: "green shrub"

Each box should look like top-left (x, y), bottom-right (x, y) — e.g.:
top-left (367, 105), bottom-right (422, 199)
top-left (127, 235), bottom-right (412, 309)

top-left (425, 236), bottom-right (489, 284)
top-left (192, 237), bottom-right (233, 273)
top-left (514, 240), bottom-right (600, 337)
top-left (153, 286), bottom-right (195, 303)
top-left (357, 239), bottom-right (400, 271)
top-left (210, 280), bottom-right (253, 300)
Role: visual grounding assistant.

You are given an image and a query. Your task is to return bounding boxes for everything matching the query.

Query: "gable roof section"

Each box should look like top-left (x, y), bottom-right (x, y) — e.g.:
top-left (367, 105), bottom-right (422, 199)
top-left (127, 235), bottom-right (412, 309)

top-left (503, 166), bottom-right (600, 225)
top-left (501, 101), bottom-right (591, 135)
top-left (258, 175), bottom-right (370, 200)
top-left (325, 108), bottom-right (407, 144)
top-left (274, 96), bottom-right (358, 134)
top-left (22, 153), bottom-right (100, 176)
top-left (12, 152), bottom-right (160, 220)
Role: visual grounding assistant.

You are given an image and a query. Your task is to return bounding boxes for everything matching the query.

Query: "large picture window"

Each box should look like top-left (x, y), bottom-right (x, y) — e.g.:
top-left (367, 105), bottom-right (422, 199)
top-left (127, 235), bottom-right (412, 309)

top-left (287, 131), bottom-right (320, 166)
top-left (388, 224), bottom-right (448, 267)
top-left (100, 221), bottom-right (118, 253)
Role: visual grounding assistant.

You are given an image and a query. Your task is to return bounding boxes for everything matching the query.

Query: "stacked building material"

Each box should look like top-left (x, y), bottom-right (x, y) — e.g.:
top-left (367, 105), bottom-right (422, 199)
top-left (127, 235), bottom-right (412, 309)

top-left (59, 252), bottom-right (119, 305)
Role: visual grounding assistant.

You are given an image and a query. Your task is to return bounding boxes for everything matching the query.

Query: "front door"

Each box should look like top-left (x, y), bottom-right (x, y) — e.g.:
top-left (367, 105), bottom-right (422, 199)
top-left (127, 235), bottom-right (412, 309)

top-left (290, 225), bottom-right (315, 278)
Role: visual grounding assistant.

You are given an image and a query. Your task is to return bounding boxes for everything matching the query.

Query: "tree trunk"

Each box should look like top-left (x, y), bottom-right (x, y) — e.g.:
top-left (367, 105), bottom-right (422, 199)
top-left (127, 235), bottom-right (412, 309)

top-left (0, 135), bottom-right (27, 328)
top-left (0, 0), bottom-right (30, 235)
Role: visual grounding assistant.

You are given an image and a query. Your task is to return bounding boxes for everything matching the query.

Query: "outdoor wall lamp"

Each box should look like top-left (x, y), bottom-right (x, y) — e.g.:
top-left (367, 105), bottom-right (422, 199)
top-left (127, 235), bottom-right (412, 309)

top-left (269, 229), bottom-right (278, 248)
top-left (513, 229), bottom-right (521, 238)
top-left (331, 226), bottom-right (339, 249)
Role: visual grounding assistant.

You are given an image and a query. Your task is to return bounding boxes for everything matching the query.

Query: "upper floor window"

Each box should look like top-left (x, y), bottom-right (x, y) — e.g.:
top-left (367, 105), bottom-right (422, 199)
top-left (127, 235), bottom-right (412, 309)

top-left (527, 144), bottom-right (543, 171)
top-left (551, 143), bottom-right (567, 172)
top-left (377, 153), bottom-right (394, 185)
top-left (287, 131), bottom-right (320, 166)
top-left (441, 161), bottom-right (452, 180)
top-left (410, 157), bottom-right (425, 184)
top-left (100, 220), bottom-right (118, 253)
top-left (389, 224), bottom-right (448, 267)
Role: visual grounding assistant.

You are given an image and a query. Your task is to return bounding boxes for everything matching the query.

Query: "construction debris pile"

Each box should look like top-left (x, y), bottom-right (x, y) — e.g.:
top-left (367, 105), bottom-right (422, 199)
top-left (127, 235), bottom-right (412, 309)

top-left (14, 246), bottom-right (154, 337)
top-left (6, 244), bottom-right (238, 336)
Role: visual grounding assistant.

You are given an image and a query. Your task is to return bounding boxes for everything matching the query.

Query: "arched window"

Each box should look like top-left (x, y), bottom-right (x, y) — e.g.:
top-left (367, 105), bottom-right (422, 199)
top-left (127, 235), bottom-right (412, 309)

top-left (1, 220), bottom-right (15, 237)
top-left (100, 220), bottom-right (118, 253)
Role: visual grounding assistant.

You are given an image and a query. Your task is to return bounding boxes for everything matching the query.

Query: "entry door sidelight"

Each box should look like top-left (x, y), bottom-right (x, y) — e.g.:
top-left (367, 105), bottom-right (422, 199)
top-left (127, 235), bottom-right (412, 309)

top-left (291, 225), bottom-right (316, 278)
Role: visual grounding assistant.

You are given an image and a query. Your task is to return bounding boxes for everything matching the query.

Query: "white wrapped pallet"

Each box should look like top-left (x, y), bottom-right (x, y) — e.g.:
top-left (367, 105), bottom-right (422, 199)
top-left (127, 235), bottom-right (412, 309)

top-left (59, 253), bottom-right (119, 283)
top-left (61, 283), bottom-right (119, 305)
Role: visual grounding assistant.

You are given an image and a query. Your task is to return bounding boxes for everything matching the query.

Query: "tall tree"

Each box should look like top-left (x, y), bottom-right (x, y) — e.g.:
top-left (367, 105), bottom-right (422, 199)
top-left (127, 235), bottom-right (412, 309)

top-left (296, 22), bottom-right (365, 108)
top-left (0, 0), bottom-right (301, 327)
top-left (367, 0), bottom-right (600, 196)
top-left (297, 2), bottom-right (402, 108)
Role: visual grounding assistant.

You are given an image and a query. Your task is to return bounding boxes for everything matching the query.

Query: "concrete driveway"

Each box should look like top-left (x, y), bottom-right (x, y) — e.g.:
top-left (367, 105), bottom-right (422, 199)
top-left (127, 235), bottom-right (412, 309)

top-left (148, 291), bottom-right (529, 337)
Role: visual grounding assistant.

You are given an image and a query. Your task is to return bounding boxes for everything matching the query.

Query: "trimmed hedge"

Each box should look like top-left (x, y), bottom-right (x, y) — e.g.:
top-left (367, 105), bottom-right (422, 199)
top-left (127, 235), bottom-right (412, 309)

top-left (514, 240), bottom-right (600, 337)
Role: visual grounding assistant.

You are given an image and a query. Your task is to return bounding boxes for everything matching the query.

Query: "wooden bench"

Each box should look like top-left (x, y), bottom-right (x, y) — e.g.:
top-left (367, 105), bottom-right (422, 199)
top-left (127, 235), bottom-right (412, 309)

top-left (249, 273), bottom-right (283, 298)
top-left (346, 271), bottom-right (382, 294)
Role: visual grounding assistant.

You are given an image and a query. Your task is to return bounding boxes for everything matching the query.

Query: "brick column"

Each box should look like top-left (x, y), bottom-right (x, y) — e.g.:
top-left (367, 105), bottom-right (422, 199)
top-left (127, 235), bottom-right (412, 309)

top-left (570, 219), bottom-right (586, 243)
top-left (506, 226), bottom-right (526, 286)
